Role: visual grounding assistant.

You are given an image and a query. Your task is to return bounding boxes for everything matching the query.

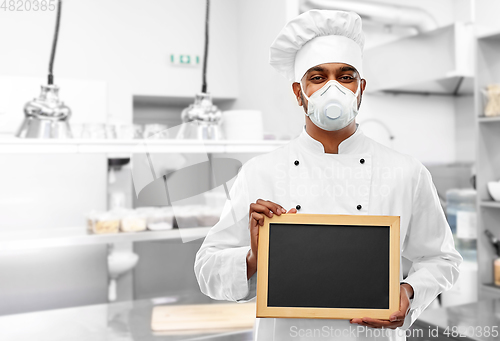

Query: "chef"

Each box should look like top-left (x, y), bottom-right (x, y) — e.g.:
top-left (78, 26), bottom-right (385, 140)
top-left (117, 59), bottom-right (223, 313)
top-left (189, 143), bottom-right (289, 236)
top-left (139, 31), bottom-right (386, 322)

top-left (194, 9), bottom-right (462, 341)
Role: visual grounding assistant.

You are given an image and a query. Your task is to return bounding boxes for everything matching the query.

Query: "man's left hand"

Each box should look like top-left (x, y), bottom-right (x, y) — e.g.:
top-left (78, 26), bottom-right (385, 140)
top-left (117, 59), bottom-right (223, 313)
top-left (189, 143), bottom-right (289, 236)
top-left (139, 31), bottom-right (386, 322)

top-left (350, 283), bottom-right (413, 329)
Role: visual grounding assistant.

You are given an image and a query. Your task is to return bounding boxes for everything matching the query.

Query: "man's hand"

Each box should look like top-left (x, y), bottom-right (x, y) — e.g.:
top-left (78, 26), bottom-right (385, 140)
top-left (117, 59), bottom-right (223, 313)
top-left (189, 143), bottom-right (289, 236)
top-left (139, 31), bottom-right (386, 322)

top-left (246, 199), bottom-right (297, 279)
top-left (350, 283), bottom-right (414, 329)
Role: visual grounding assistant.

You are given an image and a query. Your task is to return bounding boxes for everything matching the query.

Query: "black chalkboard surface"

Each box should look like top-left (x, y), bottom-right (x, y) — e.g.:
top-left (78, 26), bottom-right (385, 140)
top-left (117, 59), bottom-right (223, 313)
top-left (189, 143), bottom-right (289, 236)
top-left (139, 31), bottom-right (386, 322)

top-left (256, 214), bottom-right (400, 320)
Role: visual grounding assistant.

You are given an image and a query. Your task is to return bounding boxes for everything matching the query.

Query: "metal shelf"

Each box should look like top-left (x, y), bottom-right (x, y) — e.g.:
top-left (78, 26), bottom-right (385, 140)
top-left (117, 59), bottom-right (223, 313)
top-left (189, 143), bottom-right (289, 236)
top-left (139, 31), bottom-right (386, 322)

top-left (475, 10), bottom-right (500, 300)
top-left (0, 139), bottom-right (289, 154)
top-left (0, 227), bottom-right (211, 252)
top-left (482, 283), bottom-right (500, 294)
top-left (480, 201), bottom-right (500, 208)
top-left (477, 29), bottom-right (500, 41)
top-left (478, 116), bottom-right (500, 123)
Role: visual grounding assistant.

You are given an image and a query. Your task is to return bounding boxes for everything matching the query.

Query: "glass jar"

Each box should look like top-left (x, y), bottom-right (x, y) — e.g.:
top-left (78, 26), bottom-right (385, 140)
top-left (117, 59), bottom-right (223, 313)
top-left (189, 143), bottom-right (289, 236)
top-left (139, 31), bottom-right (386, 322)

top-left (87, 210), bottom-right (120, 234)
top-left (143, 124), bottom-right (169, 139)
top-left (121, 210), bottom-right (147, 233)
top-left (446, 188), bottom-right (477, 262)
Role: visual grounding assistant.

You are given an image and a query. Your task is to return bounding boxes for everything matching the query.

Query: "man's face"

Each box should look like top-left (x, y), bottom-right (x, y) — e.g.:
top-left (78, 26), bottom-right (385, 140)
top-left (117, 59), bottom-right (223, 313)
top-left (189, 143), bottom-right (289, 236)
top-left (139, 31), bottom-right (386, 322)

top-left (292, 63), bottom-right (366, 113)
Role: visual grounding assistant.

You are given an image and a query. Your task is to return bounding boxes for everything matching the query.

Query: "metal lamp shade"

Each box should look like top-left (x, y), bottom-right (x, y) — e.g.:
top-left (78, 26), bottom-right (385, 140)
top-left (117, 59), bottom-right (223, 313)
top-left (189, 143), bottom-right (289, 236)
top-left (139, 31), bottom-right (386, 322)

top-left (176, 93), bottom-right (223, 140)
top-left (16, 84), bottom-right (72, 139)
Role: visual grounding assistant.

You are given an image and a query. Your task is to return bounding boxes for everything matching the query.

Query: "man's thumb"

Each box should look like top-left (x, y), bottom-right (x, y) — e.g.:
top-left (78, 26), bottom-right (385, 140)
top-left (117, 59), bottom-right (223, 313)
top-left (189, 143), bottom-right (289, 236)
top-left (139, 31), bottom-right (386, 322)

top-left (389, 310), bottom-right (405, 322)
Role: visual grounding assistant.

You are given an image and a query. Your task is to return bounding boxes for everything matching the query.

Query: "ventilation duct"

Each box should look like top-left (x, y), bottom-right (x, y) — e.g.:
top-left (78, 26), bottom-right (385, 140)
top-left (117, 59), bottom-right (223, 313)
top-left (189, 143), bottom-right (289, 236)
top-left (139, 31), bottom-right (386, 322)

top-left (363, 22), bottom-right (474, 96)
top-left (301, 0), bottom-right (438, 33)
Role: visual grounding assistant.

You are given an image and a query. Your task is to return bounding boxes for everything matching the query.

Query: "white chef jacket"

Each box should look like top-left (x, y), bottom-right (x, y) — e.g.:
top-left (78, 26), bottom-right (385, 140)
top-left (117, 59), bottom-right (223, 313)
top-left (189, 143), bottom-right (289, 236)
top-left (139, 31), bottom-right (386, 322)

top-left (194, 125), bottom-right (463, 341)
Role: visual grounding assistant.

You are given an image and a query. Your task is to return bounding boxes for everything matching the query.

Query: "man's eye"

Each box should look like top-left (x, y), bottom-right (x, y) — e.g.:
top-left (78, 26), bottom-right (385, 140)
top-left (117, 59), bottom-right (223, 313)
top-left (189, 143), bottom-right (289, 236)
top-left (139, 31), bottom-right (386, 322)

top-left (339, 76), bottom-right (354, 81)
top-left (310, 76), bottom-right (323, 81)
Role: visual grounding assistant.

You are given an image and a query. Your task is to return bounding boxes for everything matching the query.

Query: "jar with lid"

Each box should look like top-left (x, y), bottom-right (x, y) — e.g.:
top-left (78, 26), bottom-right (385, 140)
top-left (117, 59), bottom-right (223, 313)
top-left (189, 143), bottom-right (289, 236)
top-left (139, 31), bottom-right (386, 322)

top-left (446, 188), bottom-right (477, 262)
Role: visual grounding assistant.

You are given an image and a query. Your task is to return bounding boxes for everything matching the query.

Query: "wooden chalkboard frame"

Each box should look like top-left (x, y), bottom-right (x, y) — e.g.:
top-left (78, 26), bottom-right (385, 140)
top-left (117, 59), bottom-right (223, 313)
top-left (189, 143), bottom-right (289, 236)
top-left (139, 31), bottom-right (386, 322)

top-left (256, 213), bottom-right (400, 320)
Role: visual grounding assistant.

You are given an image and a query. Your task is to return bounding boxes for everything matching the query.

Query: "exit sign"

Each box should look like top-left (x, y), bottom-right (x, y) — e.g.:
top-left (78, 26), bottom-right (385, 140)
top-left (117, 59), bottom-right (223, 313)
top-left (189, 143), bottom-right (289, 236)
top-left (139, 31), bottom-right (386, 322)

top-left (170, 54), bottom-right (201, 66)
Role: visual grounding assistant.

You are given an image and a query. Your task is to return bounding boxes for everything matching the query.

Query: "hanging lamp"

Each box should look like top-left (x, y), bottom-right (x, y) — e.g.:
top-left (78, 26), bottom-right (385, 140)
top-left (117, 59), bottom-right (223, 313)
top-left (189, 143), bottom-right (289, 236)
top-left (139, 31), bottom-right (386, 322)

top-left (177, 0), bottom-right (222, 140)
top-left (16, 0), bottom-right (72, 139)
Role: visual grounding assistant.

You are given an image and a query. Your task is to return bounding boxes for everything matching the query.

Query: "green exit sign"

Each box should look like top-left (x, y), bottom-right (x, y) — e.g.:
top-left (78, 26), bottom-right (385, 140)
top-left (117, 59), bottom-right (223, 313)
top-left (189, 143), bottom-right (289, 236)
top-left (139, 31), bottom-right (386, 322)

top-left (170, 54), bottom-right (201, 66)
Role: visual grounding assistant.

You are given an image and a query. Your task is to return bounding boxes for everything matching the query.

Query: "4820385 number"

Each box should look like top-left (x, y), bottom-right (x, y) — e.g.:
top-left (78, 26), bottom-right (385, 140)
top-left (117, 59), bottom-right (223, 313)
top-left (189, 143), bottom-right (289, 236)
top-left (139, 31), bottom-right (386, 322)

top-left (1, 0), bottom-right (56, 11)
top-left (443, 325), bottom-right (499, 338)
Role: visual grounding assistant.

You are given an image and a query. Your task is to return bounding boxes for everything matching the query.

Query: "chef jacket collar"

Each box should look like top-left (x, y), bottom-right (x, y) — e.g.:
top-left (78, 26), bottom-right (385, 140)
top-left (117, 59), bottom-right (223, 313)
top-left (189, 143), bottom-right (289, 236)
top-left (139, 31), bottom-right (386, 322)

top-left (298, 124), bottom-right (366, 154)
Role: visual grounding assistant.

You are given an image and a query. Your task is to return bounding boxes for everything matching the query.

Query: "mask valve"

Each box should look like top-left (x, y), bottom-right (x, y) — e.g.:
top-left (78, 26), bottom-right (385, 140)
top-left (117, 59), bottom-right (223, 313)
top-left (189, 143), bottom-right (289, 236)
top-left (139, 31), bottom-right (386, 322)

top-left (325, 103), bottom-right (342, 119)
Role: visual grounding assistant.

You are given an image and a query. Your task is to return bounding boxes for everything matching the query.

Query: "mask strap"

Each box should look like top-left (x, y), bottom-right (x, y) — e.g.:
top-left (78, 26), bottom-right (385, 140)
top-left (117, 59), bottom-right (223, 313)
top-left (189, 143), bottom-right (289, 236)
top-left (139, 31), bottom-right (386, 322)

top-left (299, 82), bottom-right (311, 101)
top-left (299, 82), bottom-right (313, 117)
top-left (354, 79), bottom-right (361, 96)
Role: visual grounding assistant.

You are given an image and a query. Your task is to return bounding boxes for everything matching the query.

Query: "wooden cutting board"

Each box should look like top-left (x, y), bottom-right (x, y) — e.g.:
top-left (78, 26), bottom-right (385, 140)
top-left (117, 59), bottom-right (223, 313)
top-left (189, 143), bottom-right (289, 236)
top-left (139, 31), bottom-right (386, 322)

top-left (151, 302), bottom-right (256, 332)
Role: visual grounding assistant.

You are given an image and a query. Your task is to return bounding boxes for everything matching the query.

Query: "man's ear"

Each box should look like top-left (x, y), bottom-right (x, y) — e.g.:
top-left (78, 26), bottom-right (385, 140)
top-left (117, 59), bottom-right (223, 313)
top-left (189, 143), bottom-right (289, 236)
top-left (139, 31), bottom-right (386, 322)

top-left (292, 82), bottom-right (303, 107)
top-left (357, 79), bottom-right (367, 109)
top-left (360, 78), bottom-right (366, 94)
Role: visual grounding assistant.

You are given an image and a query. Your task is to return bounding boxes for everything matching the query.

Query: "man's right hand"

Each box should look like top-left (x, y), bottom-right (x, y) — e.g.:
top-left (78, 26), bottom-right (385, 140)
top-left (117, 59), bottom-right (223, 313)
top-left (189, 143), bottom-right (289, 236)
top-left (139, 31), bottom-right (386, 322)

top-left (246, 199), bottom-right (297, 279)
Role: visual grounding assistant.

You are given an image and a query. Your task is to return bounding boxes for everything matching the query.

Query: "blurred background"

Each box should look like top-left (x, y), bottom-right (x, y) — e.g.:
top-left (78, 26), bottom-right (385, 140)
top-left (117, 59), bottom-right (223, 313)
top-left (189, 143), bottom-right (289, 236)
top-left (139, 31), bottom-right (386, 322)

top-left (1, 0), bottom-right (500, 340)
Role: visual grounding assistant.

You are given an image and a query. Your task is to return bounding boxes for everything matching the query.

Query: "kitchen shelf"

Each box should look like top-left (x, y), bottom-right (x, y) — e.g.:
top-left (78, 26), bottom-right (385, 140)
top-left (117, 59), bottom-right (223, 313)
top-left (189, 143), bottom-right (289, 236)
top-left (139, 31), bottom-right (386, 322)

top-left (482, 283), bottom-right (500, 294)
top-left (480, 200), bottom-right (500, 208)
top-left (475, 5), bottom-right (500, 300)
top-left (477, 28), bottom-right (500, 41)
top-left (133, 94), bottom-right (236, 106)
top-left (0, 139), bottom-right (289, 154)
top-left (0, 227), bottom-right (211, 251)
top-left (478, 116), bottom-right (500, 123)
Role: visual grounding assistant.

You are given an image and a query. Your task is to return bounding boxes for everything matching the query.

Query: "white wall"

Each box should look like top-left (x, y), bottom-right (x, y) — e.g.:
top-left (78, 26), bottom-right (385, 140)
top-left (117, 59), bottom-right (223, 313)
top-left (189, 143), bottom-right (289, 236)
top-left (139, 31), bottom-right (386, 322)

top-left (229, 0), bottom-right (305, 140)
top-left (0, 154), bottom-right (107, 230)
top-left (358, 93), bottom-right (456, 164)
top-left (455, 95), bottom-right (476, 163)
top-left (357, 93), bottom-right (475, 165)
top-left (475, 0), bottom-right (500, 37)
top-left (0, 0), bottom-right (239, 124)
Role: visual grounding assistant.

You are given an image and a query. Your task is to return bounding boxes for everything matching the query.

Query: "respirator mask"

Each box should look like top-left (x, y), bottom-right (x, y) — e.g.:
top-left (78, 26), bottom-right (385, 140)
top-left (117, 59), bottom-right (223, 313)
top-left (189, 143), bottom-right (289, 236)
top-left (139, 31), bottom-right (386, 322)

top-left (301, 80), bottom-right (360, 131)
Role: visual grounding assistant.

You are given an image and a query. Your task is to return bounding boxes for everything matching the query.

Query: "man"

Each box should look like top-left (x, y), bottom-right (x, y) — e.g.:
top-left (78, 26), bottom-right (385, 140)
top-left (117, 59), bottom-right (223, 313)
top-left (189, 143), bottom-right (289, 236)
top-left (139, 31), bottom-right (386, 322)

top-left (195, 10), bottom-right (462, 341)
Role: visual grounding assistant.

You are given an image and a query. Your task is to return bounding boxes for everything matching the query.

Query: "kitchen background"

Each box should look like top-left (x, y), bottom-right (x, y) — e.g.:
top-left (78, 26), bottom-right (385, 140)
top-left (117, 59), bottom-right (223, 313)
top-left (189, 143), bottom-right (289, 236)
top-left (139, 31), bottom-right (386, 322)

top-left (0, 0), bottom-right (497, 321)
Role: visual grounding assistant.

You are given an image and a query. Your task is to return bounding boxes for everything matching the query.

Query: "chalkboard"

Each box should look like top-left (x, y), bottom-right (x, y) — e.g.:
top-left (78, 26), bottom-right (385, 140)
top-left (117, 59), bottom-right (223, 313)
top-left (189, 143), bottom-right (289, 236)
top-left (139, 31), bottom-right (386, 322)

top-left (256, 214), bottom-right (400, 320)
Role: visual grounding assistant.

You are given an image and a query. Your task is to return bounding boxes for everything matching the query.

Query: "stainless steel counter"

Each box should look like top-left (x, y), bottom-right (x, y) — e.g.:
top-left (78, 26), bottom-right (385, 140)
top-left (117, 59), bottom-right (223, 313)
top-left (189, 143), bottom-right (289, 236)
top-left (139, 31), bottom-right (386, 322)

top-left (0, 292), bottom-right (253, 341)
top-left (410, 299), bottom-right (500, 341)
top-left (1, 293), bottom-right (499, 341)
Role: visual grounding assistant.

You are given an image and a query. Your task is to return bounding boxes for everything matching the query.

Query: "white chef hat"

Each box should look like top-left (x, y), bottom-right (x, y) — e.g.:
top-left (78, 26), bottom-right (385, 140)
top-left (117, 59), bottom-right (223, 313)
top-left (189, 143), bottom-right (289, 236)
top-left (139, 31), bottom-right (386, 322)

top-left (269, 10), bottom-right (365, 83)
